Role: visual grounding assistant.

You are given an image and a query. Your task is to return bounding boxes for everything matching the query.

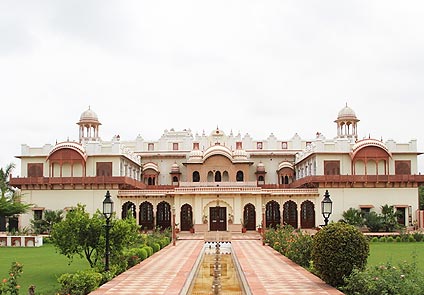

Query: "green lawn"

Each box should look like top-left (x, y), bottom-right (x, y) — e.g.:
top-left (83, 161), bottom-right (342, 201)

top-left (0, 243), bottom-right (90, 295)
top-left (368, 242), bottom-right (424, 271)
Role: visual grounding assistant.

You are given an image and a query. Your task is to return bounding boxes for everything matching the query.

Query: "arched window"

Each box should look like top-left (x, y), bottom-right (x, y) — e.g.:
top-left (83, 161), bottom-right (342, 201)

top-left (222, 171), bottom-right (229, 182)
top-left (148, 177), bottom-right (154, 185)
top-left (122, 202), bottom-right (136, 219)
top-left (192, 171), bottom-right (200, 182)
top-left (215, 171), bottom-right (221, 182)
top-left (139, 202), bottom-right (154, 230)
top-left (236, 171), bottom-right (244, 182)
top-left (266, 201), bottom-right (281, 229)
top-left (284, 176), bottom-right (289, 184)
top-left (283, 200), bottom-right (298, 228)
top-left (172, 176), bottom-right (179, 183)
top-left (207, 171), bottom-right (214, 182)
top-left (156, 201), bottom-right (171, 230)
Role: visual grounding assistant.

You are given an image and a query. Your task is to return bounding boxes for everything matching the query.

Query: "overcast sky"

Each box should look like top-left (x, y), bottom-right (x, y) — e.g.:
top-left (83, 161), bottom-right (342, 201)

top-left (1, 1), bottom-right (424, 176)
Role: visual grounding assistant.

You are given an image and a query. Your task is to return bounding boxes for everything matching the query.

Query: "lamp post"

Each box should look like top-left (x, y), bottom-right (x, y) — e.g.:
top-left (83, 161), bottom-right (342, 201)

top-left (262, 204), bottom-right (266, 246)
top-left (103, 190), bottom-right (114, 271)
top-left (321, 190), bottom-right (333, 226)
top-left (172, 205), bottom-right (176, 246)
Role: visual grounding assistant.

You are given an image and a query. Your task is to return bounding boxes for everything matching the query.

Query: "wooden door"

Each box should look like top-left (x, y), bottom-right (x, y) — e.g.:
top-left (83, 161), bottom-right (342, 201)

top-left (210, 207), bottom-right (227, 231)
top-left (301, 200), bottom-right (315, 229)
top-left (266, 201), bottom-right (281, 229)
top-left (180, 204), bottom-right (193, 231)
top-left (243, 203), bottom-right (256, 230)
top-left (283, 200), bottom-right (298, 228)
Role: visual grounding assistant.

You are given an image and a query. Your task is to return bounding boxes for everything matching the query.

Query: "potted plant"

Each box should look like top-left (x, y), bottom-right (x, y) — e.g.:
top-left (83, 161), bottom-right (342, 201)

top-left (228, 213), bottom-right (233, 224)
top-left (202, 214), bottom-right (208, 224)
top-left (241, 219), bottom-right (247, 233)
top-left (189, 220), bottom-right (195, 233)
top-left (175, 223), bottom-right (180, 233)
top-left (257, 223), bottom-right (263, 234)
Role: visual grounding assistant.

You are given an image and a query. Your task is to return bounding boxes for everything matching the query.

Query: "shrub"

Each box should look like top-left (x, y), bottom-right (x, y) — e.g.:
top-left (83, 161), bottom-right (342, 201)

top-left (58, 270), bottom-right (102, 295)
top-left (0, 262), bottom-right (23, 295)
top-left (386, 236), bottom-right (394, 243)
top-left (340, 208), bottom-right (365, 227)
top-left (311, 222), bottom-right (369, 287)
top-left (379, 236), bottom-right (387, 242)
top-left (408, 235), bottom-right (416, 242)
top-left (286, 230), bottom-right (313, 268)
top-left (137, 248), bottom-right (148, 260)
top-left (151, 242), bottom-right (161, 253)
top-left (342, 260), bottom-right (424, 295)
top-left (371, 237), bottom-right (379, 242)
top-left (396, 236), bottom-right (401, 242)
top-left (143, 246), bottom-right (153, 257)
top-left (413, 231), bottom-right (424, 242)
top-left (364, 212), bottom-right (383, 232)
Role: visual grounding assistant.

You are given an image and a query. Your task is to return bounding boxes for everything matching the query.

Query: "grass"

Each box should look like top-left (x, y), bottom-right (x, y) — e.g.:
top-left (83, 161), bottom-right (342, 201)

top-left (0, 243), bottom-right (90, 295)
top-left (368, 242), bottom-right (424, 271)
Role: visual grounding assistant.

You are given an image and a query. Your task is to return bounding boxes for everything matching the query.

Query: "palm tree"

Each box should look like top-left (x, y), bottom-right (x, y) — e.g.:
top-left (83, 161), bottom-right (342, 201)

top-left (0, 163), bottom-right (30, 231)
top-left (0, 163), bottom-right (15, 198)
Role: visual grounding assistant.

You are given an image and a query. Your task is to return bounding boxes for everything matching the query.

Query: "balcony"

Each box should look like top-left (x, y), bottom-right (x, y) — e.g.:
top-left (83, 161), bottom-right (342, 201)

top-left (290, 174), bottom-right (424, 188)
top-left (9, 176), bottom-right (147, 190)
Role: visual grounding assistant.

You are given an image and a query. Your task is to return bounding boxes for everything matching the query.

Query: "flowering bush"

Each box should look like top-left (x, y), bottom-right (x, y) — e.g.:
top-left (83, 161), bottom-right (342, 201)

top-left (342, 260), bottom-right (424, 295)
top-left (265, 225), bottom-right (313, 268)
top-left (0, 262), bottom-right (23, 295)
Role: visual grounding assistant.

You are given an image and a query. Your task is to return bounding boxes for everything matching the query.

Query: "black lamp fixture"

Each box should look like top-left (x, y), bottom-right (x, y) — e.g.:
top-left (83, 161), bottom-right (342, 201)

top-left (321, 190), bottom-right (333, 226)
top-left (102, 190), bottom-right (114, 271)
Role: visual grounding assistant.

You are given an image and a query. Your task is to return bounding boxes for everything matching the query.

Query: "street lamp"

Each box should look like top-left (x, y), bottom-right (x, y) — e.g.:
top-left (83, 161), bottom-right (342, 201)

top-left (172, 205), bottom-right (176, 246)
top-left (262, 204), bottom-right (266, 246)
top-left (102, 190), bottom-right (114, 271)
top-left (321, 190), bottom-right (333, 226)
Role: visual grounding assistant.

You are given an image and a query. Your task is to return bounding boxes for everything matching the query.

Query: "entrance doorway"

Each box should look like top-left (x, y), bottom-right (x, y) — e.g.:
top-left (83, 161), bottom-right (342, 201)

top-left (266, 200), bottom-right (281, 229)
top-left (180, 204), bottom-right (193, 231)
top-left (210, 207), bottom-right (227, 231)
top-left (243, 203), bottom-right (256, 230)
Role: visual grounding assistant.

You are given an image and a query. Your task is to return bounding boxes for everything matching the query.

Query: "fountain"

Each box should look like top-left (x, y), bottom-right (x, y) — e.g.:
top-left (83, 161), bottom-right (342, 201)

top-left (180, 240), bottom-right (251, 295)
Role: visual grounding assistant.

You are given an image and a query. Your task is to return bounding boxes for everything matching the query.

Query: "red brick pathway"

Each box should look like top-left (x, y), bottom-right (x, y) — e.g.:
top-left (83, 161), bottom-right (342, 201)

top-left (89, 233), bottom-right (343, 294)
top-left (232, 239), bottom-right (343, 294)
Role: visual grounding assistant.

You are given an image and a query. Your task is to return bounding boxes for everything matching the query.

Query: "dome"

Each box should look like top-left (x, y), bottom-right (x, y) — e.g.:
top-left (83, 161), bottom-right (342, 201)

top-left (79, 107), bottom-right (100, 123)
top-left (257, 162), bottom-right (265, 172)
top-left (337, 104), bottom-right (358, 120)
top-left (188, 149), bottom-right (203, 161)
top-left (171, 163), bottom-right (180, 173)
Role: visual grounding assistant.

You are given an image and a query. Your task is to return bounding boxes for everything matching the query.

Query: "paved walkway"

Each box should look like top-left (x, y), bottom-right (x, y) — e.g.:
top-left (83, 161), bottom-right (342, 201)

top-left (90, 232), bottom-right (343, 295)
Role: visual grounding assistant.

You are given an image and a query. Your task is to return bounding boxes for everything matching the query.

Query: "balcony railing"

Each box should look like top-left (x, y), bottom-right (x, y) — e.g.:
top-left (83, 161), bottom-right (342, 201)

top-left (9, 176), bottom-right (146, 189)
top-left (290, 174), bottom-right (424, 188)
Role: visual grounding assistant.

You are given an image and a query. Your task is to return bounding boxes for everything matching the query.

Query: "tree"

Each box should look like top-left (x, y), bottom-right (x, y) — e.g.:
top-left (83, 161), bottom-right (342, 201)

top-left (419, 186), bottom-right (424, 210)
top-left (0, 163), bottom-right (30, 231)
top-left (51, 204), bottom-right (104, 268)
top-left (381, 204), bottom-right (399, 232)
top-left (340, 208), bottom-right (364, 227)
top-left (31, 209), bottom-right (64, 234)
top-left (51, 204), bottom-right (140, 268)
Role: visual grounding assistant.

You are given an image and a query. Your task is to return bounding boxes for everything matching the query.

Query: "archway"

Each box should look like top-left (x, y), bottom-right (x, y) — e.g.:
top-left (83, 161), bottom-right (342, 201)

top-left (156, 201), bottom-right (171, 230)
top-left (180, 204), bottom-right (193, 231)
top-left (266, 200), bottom-right (281, 229)
top-left (122, 201), bottom-right (136, 219)
top-left (139, 201), bottom-right (154, 230)
top-left (283, 200), bottom-right (298, 228)
top-left (301, 200), bottom-right (315, 228)
top-left (243, 203), bottom-right (256, 230)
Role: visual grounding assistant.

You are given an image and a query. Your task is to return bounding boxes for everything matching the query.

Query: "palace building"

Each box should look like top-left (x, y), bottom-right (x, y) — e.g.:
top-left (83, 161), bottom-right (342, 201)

top-left (9, 105), bottom-right (424, 232)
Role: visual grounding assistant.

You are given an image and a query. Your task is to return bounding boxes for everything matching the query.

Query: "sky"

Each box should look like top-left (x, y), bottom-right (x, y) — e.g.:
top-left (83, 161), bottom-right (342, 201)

top-left (1, 1), bottom-right (424, 176)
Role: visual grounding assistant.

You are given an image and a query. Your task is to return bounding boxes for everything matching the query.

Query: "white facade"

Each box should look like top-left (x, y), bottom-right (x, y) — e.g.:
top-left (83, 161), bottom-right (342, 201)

top-left (9, 105), bottom-right (423, 232)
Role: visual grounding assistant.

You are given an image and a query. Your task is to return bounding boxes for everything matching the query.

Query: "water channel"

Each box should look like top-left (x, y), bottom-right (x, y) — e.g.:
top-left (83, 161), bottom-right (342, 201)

top-left (181, 242), bottom-right (251, 295)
